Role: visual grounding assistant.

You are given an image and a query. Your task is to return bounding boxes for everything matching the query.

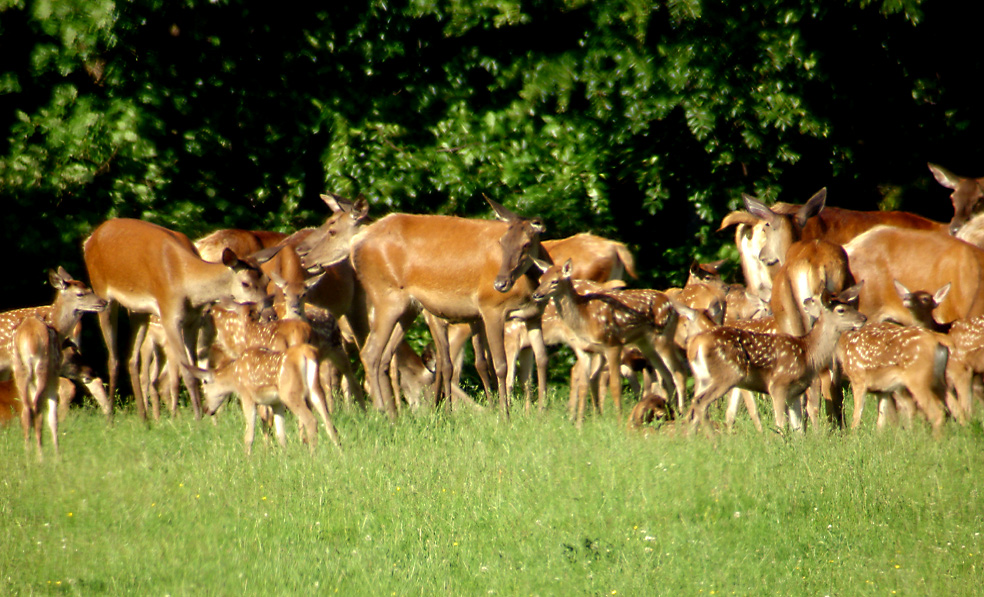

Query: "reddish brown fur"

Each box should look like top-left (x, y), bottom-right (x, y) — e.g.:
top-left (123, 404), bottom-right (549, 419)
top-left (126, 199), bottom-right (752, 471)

top-left (84, 218), bottom-right (274, 420)
top-left (845, 227), bottom-right (984, 326)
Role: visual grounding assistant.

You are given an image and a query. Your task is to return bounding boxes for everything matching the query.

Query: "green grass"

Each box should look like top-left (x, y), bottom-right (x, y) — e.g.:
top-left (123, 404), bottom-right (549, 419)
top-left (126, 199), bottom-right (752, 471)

top-left (2, 393), bottom-right (983, 596)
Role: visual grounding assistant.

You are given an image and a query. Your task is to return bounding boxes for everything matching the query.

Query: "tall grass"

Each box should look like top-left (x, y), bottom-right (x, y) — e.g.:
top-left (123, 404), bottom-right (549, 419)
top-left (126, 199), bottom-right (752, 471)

top-left (2, 394), bottom-right (982, 596)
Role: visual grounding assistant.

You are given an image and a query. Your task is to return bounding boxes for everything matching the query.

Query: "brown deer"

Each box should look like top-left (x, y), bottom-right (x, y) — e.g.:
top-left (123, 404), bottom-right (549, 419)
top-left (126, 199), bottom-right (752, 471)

top-left (293, 195), bottom-right (437, 411)
top-left (11, 269), bottom-right (108, 457)
top-left (194, 229), bottom-right (288, 263)
top-left (928, 163), bottom-right (984, 235)
top-left (187, 343), bottom-right (341, 454)
top-left (83, 218), bottom-right (277, 420)
top-left (844, 226), bottom-right (984, 327)
top-left (836, 320), bottom-right (951, 436)
top-left (296, 196), bottom-right (550, 419)
top-left (685, 284), bottom-right (865, 433)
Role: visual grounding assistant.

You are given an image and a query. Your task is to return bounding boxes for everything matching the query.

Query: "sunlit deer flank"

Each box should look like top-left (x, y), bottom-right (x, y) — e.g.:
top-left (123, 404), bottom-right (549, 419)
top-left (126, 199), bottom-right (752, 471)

top-left (297, 195), bottom-right (550, 419)
top-left (84, 218), bottom-right (276, 420)
top-left (685, 284), bottom-right (865, 433)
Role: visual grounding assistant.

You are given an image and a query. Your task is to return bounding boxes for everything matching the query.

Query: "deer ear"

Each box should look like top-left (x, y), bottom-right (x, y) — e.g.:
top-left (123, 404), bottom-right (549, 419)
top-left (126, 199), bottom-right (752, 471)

top-left (933, 282), bottom-right (952, 305)
top-left (485, 195), bottom-right (519, 222)
top-left (561, 258), bottom-right (574, 278)
top-left (530, 218), bottom-right (546, 234)
top-left (352, 197), bottom-right (370, 221)
top-left (797, 188), bottom-right (827, 227)
top-left (531, 257), bottom-right (553, 273)
top-left (48, 268), bottom-right (69, 290)
top-left (220, 248), bottom-right (241, 268)
top-left (743, 194), bottom-right (781, 228)
top-left (837, 281), bottom-right (865, 304)
top-left (893, 279), bottom-right (910, 300)
top-left (928, 163), bottom-right (960, 189)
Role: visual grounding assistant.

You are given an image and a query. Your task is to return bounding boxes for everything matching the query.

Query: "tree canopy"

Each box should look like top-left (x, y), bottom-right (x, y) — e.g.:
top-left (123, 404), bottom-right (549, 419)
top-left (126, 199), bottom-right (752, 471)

top-left (1, 0), bottom-right (981, 308)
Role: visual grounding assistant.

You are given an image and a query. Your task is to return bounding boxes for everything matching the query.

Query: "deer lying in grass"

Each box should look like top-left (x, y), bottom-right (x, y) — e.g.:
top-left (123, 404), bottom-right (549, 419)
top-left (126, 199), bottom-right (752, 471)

top-left (685, 284), bottom-right (865, 433)
top-left (626, 393), bottom-right (674, 432)
top-left (10, 269), bottom-right (108, 457)
top-left (895, 280), bottom-right (983, 421)
top-left (187, 343), bottom-right (341, 454)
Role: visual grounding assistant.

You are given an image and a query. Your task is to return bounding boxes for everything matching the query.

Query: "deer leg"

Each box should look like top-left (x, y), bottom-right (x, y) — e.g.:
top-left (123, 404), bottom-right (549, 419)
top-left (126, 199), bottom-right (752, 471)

top-left (307, 358), bottom-right (341, 450)
top-left (423, 313), bottom-right (453, 408)
top-left (96, 302), bottom-right (120, 411)
top-left (271, 404), bottom-right (288, 449)
top-left (361, 305), bottom-right (407, 421)
top-left (126, 312), bottom-right (150, 421)
top-left (480, 312), bottom-right (510, 418)
top-left (241, 398), bottom-right (258, 455)
top-left (908, 386), bottom-right (947, 438)
top-left (605, 345), bottom-right (623, 418)
top-left (525, 319), bottom-right (549, 411)
top-left (573, 350), bottom-right (593, 428)
top-left (850, 381), bottom-right (870, 429)
top-left (820, 366), bottom-right (845, 427)
top-left (44, 388), bottom-right (59, 457)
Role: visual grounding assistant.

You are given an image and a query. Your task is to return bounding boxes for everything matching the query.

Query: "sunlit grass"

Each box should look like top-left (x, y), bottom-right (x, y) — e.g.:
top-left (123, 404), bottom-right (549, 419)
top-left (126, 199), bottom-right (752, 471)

top-left (1, 393), bottom-right (982, 595)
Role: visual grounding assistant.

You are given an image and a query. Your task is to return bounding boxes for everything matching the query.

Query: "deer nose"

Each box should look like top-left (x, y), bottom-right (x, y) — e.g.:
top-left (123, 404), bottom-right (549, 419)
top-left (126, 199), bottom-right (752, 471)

top-left (493, 278), bottom-right (511, 293)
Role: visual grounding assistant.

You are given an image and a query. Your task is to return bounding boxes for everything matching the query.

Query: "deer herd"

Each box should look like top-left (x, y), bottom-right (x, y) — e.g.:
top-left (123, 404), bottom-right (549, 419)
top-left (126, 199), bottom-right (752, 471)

top-left (3, 163), bottom-right (984, 459)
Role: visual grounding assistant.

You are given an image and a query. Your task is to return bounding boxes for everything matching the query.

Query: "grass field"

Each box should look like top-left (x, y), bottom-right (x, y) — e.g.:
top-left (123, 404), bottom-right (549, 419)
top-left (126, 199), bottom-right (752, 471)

top-left (2, 392), bottom-right (982, 596)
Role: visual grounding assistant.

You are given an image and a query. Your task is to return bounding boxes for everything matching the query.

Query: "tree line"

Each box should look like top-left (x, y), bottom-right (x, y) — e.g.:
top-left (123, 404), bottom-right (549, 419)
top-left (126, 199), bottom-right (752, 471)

top-left (1, 0), bottom-right (980, 310)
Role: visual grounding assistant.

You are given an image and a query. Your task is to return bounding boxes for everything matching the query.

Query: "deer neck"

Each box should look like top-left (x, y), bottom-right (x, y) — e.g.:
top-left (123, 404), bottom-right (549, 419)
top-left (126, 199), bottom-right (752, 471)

top-left (801, 314), bottom-right (844, 375)
top-left (46, 295), bottom-right (82, 339)
top-left (186, 261), bottom-right (241, 308)
top-left (550, 278), bottom-right (590, 334)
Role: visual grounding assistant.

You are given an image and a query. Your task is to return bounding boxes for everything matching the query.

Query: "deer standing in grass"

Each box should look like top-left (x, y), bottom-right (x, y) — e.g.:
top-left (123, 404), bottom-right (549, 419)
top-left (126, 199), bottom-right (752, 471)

top-left (0, 267), bottom-right (114, 420)
top-left (895, 280), bottom-right (984, 422)
top-left (10, 268), bottom-right (108, 457)
top-left (187, 343), bottom-right (341, 454)
top-left (531, 259), bottom-right (678, 426)
top-left (685, 284), bottom-right (865, 433)
top-left (84, 218), bottom-right (276, 420)
top-left (296, 196), bottom-right (550, 419)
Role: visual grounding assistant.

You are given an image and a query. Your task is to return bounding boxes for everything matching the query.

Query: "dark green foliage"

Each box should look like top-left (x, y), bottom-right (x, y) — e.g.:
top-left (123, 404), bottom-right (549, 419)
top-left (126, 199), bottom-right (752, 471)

top-left (0, 0), bottom-right (979, 309)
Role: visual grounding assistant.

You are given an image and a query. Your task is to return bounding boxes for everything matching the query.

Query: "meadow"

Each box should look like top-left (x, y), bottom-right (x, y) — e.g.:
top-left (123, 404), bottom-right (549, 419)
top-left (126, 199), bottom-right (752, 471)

top-left (2, 393), bottom-right (982, 596)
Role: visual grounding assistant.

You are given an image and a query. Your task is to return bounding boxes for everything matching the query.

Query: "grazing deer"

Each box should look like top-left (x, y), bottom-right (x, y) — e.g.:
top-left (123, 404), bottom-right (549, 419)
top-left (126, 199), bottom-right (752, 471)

top-left (296, 195), bottom-right (550, 419)
top-left (83, 218), bottom-right (277, 420)
top-left (187, 343), bottom-right (341, 454)
top-left (836, 320), bottom-right (951, 436)
top-left (685, 284), bottom-right (865, 433)
top-left (928, 163), bottom-right (984, 235)
top-left (895, 280), bottom-right (984, 421)
top-left (10, 269), bottom-right (108, 457)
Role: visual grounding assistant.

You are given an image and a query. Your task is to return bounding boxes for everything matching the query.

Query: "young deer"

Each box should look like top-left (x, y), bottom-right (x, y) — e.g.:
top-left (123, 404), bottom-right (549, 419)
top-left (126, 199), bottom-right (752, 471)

top-left (531, 259), bottom-right (678, 426)
top-left (188, 343), bottom-right (341, 454)
top-left (835, 319), bottom-right (951, 436)
top-left (11, 269), bottom-right (108, 457)
top-left (895, 280), bottom-right (982, 422)
top-left (685, 284), bottom-right (865, 433)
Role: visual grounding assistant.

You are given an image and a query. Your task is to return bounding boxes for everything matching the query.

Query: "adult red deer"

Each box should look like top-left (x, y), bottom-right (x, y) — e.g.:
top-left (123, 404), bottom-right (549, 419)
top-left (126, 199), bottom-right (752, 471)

top-left (844, 226), bottom-right (984, 327)
top-left (12, 269), bottom-right (108, 457)
top-left (296, 196), bottom-right (550, 419)
top-left (84, 219), bottom-right (276, 420)
top-left (194, 229), bottom-right (288, 263)
top-left (928, 163), bottom-right (984, 235)
top-left (685, 284), bottom-right (865, 433)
